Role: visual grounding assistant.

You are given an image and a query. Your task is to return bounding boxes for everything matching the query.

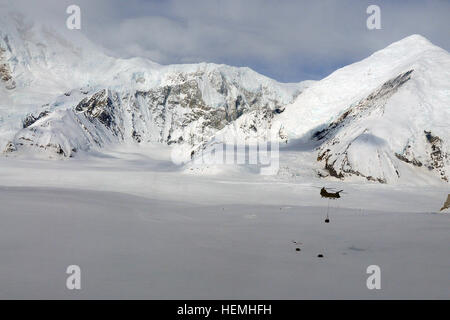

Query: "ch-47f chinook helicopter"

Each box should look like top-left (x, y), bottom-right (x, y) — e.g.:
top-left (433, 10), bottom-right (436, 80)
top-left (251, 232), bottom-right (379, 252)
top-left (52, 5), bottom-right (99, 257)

top-left (320, 187), bottom-right (344, 199)
top-left (317, 187), bottom-right (345, 223)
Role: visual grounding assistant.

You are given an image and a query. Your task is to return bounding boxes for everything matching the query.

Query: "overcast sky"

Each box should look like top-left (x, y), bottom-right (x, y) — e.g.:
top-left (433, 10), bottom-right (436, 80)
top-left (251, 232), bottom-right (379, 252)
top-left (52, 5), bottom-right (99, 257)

top-left (4, 0), bottom-right (450, 82)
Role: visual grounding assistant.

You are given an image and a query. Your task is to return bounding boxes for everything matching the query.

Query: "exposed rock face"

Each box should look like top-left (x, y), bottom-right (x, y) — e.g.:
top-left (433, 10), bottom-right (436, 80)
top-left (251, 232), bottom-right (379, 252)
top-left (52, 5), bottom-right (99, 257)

top-left (393, 130), bottom-right (448, 182)
top-left (441, 194), bottom-right (450, 211)
top-left (0, 46), bottom-right (15, 89)
top-left (424, 131), bottom-right (448, 181)
top-left (75, 89), bottom-right (122, 136)
top-left (188, 104), bottom-right (284, 158)
top-left (3, 141), bottom-right (16, 153)
top-left (23, 111), bottom-right (50, 128)
top-left (128, 68), bottom-right (300, 151)
top-left (394, 151), bottom-right (423, 167)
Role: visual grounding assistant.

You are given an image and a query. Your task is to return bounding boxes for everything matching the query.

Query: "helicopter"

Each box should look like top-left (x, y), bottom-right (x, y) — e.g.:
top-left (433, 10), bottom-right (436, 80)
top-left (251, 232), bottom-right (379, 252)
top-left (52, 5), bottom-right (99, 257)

top-left (320, 187), bottom-right (344, 199)
top-left (314, 187), bottom-right (346, 223)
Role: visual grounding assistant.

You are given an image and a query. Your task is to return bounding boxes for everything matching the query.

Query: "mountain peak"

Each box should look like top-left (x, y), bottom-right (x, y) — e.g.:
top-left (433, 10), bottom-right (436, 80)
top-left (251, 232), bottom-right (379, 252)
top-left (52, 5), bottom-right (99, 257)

top-left (385, 34), bottom-right (438, 51)
top-left (371, 34), bottom-right (446, 63)
top-left (397, 34), bottom-right (432, 44)
top-left (275, 33), bottom-right (450, 184)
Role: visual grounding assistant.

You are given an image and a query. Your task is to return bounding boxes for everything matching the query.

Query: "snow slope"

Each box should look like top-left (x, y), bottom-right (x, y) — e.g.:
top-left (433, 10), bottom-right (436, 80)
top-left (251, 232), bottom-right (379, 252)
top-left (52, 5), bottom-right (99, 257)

top-left (1, 186), bottom-right (449, 299)
top-left (0, 149), bottom-right (448, 299)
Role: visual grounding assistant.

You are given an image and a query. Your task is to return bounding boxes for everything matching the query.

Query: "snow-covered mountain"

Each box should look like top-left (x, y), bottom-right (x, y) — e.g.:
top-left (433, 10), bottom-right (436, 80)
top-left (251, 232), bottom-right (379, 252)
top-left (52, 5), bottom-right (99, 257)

top-left (8, 66), bottom-right (310, 157)
top-left (278, 35), bottom-right (450, 184)
top-left (0, 12), bottom-right (309, 158)
top-left (1, 11), bottom-right (449, 184)
top-left (200, 35), bottom-right (450, 184)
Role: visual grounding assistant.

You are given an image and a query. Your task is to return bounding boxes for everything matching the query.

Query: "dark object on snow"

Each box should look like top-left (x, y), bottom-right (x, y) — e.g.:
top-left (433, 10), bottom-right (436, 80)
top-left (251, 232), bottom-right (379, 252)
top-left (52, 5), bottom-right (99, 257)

top-left (324, 218), bottom-right (330, 223)
top-left (317, 254), bottom-right (324, 258)
top-left (440, 194), bottom-right (450, 211)
top-left (295, 248), bottom-right (301, 252)
top-left (320, 187), bottom-right (343, 199)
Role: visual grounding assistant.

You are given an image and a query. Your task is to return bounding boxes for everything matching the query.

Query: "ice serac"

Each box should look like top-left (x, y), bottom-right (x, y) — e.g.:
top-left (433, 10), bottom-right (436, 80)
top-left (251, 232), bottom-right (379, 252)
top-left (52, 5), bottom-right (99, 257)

top-left (279, 35), bottom-right (450, 183)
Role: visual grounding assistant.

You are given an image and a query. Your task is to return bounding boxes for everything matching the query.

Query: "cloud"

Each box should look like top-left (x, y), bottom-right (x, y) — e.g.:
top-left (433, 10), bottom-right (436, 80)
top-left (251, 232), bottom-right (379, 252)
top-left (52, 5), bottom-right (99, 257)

top-left (2, 0), bottom-right (449, 82)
